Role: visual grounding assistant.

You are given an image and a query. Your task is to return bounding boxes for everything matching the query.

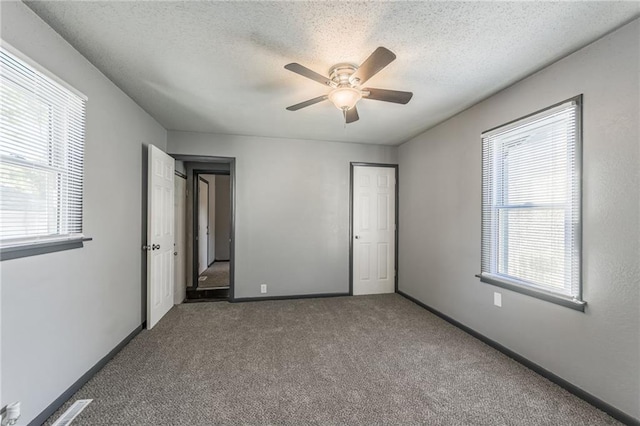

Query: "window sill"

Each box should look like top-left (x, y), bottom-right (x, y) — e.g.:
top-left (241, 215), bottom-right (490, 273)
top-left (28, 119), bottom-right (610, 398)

top-left (0, 237), bottom-right (93, 261)
top-left (476, 273), bottom-right (586, 312)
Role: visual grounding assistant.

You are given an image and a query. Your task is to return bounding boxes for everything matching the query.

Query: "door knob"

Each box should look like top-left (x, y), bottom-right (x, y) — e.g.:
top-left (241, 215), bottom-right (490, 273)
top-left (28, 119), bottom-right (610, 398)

top-left (152, 244), bottom-right (160, 250)
top-left (142, 245), bottom-right (151, 251)
top-left (354, 235), bottom-right (360, 239)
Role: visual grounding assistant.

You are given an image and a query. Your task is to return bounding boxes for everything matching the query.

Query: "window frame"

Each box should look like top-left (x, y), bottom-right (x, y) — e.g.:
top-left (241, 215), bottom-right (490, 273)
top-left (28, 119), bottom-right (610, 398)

top-left (477, 95), bottom-right (585, 312)
top-left (0, 41), bottom-right (91, 261)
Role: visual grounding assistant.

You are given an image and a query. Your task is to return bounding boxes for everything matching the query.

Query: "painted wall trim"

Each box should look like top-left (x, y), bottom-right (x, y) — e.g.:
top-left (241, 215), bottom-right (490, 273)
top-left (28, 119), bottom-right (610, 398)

top-left (1, 237), bottom-right (93, 261)
top-left (397, 290), bottom-right (639, 426)
top-left (233, 292), bottom-right (349, 303)
top-left (476, 274), bottom-right (586, 312)
top-left (29, 324), bottom-right (144, 426)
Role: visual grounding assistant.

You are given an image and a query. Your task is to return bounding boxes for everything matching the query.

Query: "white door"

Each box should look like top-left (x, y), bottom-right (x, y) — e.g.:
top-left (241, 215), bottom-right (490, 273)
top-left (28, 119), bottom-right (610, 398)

top-left (147, 144), bottom-right (175, 329)
top-left (352, 166), bottom-right (396, 295)
top-left (197, 178), bottom-right (209, 274)
top-left (174, 176), bottom-right (186, 304)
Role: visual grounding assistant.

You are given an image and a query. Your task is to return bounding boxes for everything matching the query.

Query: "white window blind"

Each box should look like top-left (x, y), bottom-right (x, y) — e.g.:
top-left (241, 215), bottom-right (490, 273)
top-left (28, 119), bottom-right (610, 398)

top-left (0, 44), bottom-right (86, 249)
top-left (480, 97), bottom-right (582, 304)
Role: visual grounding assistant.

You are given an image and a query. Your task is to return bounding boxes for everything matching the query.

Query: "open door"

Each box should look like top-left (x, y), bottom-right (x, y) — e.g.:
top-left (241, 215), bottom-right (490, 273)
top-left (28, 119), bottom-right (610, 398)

top-left (147, 144), bottom-right (175, 329)
top-left (197, 177), bottom-right (209, 274)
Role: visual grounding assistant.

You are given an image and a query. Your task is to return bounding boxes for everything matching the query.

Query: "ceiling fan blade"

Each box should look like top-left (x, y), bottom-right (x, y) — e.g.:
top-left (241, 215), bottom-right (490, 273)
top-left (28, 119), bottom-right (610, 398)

top-left (351, 47), bottom-right (396, 85)
top-left (346, 106), bottom-right (359, 123)
top-left (286, 95), bottom-right (328, 111)
top-left (363, 88), bottom-right (413, 104)
top-left (284, 63), bottom-right (333, 86)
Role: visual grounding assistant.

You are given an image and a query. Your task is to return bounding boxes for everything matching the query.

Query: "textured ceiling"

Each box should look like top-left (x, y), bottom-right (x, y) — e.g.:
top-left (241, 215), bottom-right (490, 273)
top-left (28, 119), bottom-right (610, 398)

top-left (26, 1), bottom-right (639, 145)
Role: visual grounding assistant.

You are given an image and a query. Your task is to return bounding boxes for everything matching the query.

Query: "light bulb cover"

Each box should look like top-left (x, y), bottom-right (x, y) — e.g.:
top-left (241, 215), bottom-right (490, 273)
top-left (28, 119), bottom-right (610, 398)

top-left (328, 87), bottom-right (362, 110)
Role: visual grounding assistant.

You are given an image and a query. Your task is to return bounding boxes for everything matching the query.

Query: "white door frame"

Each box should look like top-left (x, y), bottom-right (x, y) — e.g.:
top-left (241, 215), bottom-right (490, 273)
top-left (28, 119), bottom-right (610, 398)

top-left (174, 171), bottom-right (187, 305)
top-left (349, 162), bottom-right (399, 295)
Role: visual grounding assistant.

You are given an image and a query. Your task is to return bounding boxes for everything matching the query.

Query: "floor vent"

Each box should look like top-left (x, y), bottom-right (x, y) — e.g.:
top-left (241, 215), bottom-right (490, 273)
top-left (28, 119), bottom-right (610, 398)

top-left (51, 399), bottom-right (93, 426)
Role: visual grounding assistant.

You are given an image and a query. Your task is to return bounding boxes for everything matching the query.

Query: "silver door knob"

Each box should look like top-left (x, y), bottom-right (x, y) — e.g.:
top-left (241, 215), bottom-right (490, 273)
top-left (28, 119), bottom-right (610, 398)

top-left (142, 245), bottom-right (151, 251)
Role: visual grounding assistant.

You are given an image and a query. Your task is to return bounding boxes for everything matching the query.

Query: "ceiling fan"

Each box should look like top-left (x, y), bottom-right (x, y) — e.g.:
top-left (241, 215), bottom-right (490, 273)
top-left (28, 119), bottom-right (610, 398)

top-left (284, 47), bottom-right (413, 124)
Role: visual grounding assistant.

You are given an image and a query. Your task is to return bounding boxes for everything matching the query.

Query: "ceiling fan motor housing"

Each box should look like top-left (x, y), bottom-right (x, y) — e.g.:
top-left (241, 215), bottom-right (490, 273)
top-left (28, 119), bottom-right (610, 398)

top-left (329, 63), bottom-right (360, 88)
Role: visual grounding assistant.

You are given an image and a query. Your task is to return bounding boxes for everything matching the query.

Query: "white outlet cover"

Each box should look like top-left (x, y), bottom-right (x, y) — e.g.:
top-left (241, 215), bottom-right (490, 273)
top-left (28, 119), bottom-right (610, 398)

top-left (494, 292), bottom-right (502, 307)
top-left (260, 284), bottom-right (267, 294)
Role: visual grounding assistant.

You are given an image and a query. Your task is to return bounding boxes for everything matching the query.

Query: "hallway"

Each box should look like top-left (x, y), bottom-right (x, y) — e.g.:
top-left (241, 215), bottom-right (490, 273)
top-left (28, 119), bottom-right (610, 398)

top-left (197, 261), bottom-right (229, 289)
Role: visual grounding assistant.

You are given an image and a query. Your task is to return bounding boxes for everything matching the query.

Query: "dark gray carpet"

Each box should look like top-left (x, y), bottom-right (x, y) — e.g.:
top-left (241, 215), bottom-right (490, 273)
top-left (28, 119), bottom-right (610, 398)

top-left (198, 261), bottom-right (229, 289)
top-left (46, 294), bottom-right (618, 425)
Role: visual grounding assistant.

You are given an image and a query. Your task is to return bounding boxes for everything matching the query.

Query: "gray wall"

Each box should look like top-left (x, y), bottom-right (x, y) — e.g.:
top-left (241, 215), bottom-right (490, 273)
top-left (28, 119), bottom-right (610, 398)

top-left (0, 3), bottom-right (167, 424)
top-left (398, 19), bottom-right (639, 419)
top-left (214, 175), bottom-right (231, 260)
top-left (175, 160), bottom-right (186, 175)
top-left (168, 133), bottom-right (397, 298)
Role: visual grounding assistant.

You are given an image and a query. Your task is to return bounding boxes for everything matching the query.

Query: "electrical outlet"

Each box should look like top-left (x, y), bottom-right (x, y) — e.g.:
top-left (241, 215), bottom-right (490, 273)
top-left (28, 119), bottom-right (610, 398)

top-left (494, 292), bottom-right (502, 307)
top-left (260, 284), bottom-right (267, 294)
top-left (1, 401), bottom-right (21, 426)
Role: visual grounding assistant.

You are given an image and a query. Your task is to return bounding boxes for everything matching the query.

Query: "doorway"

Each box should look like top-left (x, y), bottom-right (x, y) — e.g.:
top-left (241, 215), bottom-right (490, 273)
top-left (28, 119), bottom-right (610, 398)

top-left (195, 172), bottom-right (231, 295)
top-left (350, 163), bottom-right (398, 295)
top-left (171, 155), bottom-right (236, 302)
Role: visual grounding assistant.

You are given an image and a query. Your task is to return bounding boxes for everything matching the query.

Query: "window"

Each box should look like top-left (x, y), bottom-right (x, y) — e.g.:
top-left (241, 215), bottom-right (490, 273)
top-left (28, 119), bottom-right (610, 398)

top-left (479, 96), bottom-right (584, 311)
top-left (0, 43), bottom-right (87, 259)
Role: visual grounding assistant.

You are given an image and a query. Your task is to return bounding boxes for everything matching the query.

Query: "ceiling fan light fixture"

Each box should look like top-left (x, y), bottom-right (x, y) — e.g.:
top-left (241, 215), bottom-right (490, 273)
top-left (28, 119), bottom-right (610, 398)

top-left (328, 87), bottom-right (361, 111)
